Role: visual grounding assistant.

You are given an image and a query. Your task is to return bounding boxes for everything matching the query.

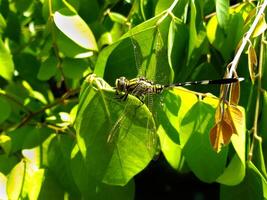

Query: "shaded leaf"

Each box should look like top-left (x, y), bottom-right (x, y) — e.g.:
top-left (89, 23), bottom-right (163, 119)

top-left (70, 146), bottom-right (135, 199)
top-left (62, 58), bottom-right (88, 79)
top-left (0, 96), bottom-right (11, 124)
top-left (216, 0), bottom-right (230, 30)
top-left (37, 56), bottom-right (57, 81)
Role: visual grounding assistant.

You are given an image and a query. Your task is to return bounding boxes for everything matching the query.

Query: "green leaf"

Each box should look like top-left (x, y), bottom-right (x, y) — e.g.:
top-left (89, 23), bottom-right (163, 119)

top-left (157, 88), bottom-right (198, 170)
top-left (252, 15), bottom-right (267, 38)
top-left (216, 154), bottom-right (245, 185)
top-left (54, 9), bottom-right (98, 52)
top-left (108, 12), bottom-right (127, 24)
top-left (96, 13), bottom-right (172, 85)
top-left (0, 39), bottom-right (14, 81)
top-left (0, 96), bottom-right (11, 124)
top-left (0, 154), bottom-right (18, 175)
top-left (216, 0), bottom-right (230, 30)
top-left (7, 126), bottom-right (35, 153)
top-left (182, 98), bottom-right (228, 183)
top-left (75, 75), bottom-right (158, 186)
top-left (62, 58), bottom-right (88, 79)
top-left (168, 19), bottom-right (188, 82)
top-left (220, 162), bottom-right (267, 200)
top-left (216, 106), bottom-right (246, 185)
top-left (47, 135), bottom-right (80, 196)
top-left (37, 56), bottom-right (57, 81)
top-left (23, 127), bottom-right (52, 150)
top-left (70, 146), bottom-right (135, 199)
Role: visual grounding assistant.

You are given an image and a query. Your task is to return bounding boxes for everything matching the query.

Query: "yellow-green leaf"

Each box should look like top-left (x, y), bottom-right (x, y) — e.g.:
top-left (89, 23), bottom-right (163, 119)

top-left (252, 15), bottom-right (267, 38)
top-left (54, 9), bottom-right (98, 52)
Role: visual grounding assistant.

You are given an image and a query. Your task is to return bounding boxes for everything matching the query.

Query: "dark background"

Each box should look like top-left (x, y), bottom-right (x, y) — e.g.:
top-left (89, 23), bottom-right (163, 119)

top-left (135, 154), bottom-right (219, 200)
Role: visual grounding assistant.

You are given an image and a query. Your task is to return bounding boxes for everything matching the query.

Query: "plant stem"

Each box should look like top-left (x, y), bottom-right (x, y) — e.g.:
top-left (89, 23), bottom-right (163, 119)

top-left (0, 92), bottom-right (32, 114)
top-left (248, 33), bottom-right (265, 160)
top-left (16, 88), bottom-right (79, 129)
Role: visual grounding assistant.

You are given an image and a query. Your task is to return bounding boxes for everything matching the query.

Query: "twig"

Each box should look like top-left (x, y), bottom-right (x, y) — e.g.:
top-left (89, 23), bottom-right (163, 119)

top-left (248, 32), bottom-right (264, 160)
top-left (228, 0), bottom-right (267, 78)
top-left (17, 88), bottom-right (79, 128)
top-left (0, 92), bottom-right (32, 114)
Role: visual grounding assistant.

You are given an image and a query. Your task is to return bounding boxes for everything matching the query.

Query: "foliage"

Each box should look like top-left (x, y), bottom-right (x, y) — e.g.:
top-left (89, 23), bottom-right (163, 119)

top-left (0, 0), bottom-right (266, 199)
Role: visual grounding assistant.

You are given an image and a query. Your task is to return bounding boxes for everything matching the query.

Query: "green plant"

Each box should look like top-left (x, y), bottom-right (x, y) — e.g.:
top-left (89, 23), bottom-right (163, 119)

top-left (0, 0), bottom-right (267, 199)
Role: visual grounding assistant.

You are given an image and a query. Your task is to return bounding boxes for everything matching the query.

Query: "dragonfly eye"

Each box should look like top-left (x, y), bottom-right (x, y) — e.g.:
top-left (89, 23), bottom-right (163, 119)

top-left (115, 77), bottom-right (127, 92)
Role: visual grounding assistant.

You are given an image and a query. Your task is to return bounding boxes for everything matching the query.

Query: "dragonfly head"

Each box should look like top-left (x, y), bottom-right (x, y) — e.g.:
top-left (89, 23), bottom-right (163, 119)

top-left (115, 76), bottom-right (128, 92)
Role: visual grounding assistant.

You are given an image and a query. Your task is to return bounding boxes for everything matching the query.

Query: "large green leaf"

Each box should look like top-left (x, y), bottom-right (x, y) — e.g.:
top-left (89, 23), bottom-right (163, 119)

top-left (182, 97), bottom-right (228, 183)
top-left (75, 74), bottom-right (158, 186)
top-left (95, 12), bottom-right (172, 85)
top-left (0, 39), bottom-right (14, 81)
top-left (70, 146), bottom-right (135, 199)
top-left (157, 88), bottom-right (198, 170)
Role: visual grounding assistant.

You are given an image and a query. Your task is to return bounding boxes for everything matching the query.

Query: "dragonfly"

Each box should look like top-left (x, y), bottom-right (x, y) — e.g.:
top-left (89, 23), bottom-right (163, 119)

top-left (114, 76), bottom-right (244, 101)
top-left (107, 75), bottom-right (244, 150)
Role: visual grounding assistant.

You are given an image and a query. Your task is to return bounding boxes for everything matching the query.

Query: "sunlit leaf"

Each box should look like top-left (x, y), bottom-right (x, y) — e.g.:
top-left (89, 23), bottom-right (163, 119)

top-left (217, 154), bottom-right (245, 185)
top-left (0, 135), bottom-right (11, 154)
top-left (248, 45), bottom-right (257, 83)
top-left (54, 9), bottom-right (98, 52)
top-left (7, 161), bottom-right (25, 199)
top-left (0, 172), bottom-right (7, 200)
top-left (0, 39), bottom-right (14, 81)
top-left (108, 12), bottom-right (127, 24)
top-left (252, 15), bottom-right (267, 38)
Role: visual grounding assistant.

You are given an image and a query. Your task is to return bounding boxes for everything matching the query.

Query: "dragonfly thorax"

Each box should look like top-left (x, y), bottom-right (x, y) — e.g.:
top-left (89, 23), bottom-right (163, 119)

top-left (115, 76), bottom-right (165, 101)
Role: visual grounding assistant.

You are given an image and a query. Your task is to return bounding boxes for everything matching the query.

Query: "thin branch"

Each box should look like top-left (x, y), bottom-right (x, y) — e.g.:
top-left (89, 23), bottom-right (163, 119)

top-left (228, 0), bottom-right (267, 78)
top-left (0, 92), bottom-right (32, 114)
top-left (17, 88), bottom-right (79, 128)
